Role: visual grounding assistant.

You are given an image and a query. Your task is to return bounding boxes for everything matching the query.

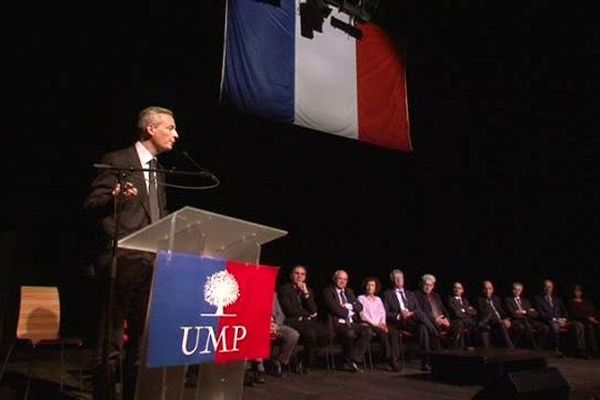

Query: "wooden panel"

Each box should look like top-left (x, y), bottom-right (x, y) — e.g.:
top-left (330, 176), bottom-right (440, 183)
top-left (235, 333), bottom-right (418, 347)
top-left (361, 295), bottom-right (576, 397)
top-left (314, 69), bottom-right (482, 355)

top-left (16, 286), bottom-right (60, 344)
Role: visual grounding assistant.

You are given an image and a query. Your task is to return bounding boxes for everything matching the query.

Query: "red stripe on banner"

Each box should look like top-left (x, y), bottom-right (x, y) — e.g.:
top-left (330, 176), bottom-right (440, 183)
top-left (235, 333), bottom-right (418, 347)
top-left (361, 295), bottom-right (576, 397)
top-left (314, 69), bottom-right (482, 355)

top-left (356, 24), bottom-right (412, 151)
top-left (215, 261), bottom-right (278, 363)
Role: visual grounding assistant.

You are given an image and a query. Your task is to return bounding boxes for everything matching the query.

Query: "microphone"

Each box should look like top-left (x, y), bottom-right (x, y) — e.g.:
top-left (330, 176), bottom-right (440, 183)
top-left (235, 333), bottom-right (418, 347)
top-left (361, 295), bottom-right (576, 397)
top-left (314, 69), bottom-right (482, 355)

top-left (93, 163), bottom-right (114, 169)
top-left (181, 150), bottom-right (218, 181)
top-left (93, 163), bottom-right (132, 174)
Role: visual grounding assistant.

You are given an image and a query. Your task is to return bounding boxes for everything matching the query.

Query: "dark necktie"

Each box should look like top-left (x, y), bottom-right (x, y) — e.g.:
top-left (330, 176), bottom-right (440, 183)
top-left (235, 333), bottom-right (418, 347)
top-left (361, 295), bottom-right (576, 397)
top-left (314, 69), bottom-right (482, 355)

top-left (340, 289), bottom-right (348, 304)
top-left (339, 290), bottom-right (351, 325)
top-left (515, 297), bottom-right (523, 311)
top-left (397, 290), bottom-right (408, 311)
top-left (148, 158), bottom-right (160, 223)
top-left (546, 295), bottom-right (554, 308)
top-left (457, 297), bottom-right (466, 312)
top-left (489, 299), bottom-right (501, 319)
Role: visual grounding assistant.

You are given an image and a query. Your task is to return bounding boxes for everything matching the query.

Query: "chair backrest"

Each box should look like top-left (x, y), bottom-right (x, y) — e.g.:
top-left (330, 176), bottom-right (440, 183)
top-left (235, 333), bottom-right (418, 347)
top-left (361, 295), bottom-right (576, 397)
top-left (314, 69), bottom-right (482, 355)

top-left (16, 286), bottom-right (60, 344)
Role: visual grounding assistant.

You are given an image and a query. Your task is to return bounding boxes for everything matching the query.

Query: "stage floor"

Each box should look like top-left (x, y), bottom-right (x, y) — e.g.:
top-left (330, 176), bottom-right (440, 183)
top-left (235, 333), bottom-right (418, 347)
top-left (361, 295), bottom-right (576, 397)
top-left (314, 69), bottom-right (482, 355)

top-left (0, 347), bottom-right (598, 400)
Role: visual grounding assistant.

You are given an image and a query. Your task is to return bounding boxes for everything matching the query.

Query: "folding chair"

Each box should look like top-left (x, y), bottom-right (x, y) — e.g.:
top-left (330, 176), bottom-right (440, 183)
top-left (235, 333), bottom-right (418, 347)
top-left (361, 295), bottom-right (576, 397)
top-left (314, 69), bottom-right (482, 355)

top-left (0, 286), bottom-right (84, 398)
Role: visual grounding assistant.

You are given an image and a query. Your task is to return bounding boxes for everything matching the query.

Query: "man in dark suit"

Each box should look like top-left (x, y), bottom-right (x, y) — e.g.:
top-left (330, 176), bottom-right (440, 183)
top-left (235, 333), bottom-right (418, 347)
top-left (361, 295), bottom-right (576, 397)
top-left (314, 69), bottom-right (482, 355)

top-left (504, 282), bottom-right (549, 350)
top-left (475, 280), bottom-right (514, 348)
top-left (416, 274), bottom-right (462, 348)
top-left (84, 106), bottom-right (178, 400)
top-left (446, 281), bottom-right (478, 348)
top-left (382, 269), bottom-right (438, 371)
top-left (534, 279), bottom-right (586, 356)
top-left (322, 269), bottom-right (373, 372)
top-left (277, 265), bottom-right (332, 372)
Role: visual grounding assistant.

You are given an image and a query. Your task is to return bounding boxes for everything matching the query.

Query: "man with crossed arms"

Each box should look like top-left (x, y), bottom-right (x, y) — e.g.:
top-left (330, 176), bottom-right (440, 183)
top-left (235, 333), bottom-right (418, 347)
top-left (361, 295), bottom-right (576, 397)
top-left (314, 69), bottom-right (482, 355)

top-left (382, 269), bottom-right (438, 371)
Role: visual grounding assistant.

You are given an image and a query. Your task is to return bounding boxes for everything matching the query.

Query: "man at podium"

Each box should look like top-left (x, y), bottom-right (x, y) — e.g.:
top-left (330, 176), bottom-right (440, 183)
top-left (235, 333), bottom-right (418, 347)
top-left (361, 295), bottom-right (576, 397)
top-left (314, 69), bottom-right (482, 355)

top-left (84, 106), bottom-right (179, 400)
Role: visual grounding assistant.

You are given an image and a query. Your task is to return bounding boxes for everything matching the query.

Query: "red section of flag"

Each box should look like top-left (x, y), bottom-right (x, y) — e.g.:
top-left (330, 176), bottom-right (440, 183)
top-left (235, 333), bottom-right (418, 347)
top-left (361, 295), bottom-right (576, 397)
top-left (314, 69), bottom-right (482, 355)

top-left (357, 23), bottom-right (412, 151)
top-left (214, 261), bottom-right (279, 363)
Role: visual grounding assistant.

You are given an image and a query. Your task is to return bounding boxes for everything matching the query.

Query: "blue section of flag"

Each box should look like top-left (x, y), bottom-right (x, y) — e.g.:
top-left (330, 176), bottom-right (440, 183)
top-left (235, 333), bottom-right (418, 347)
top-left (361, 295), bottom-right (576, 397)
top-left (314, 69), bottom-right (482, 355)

top-left (222, 0), bottom-right (295, 122)
top-left (146, 251), bottom-right (226, 367)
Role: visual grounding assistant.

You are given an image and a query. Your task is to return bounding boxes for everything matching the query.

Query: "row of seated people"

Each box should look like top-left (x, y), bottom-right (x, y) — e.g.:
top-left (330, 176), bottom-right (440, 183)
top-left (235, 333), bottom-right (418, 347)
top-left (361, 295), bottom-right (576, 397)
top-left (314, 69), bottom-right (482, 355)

top-left (453, 279), bottom-right (598, 358)
top-left (249, 265), bottom-right (600, 383)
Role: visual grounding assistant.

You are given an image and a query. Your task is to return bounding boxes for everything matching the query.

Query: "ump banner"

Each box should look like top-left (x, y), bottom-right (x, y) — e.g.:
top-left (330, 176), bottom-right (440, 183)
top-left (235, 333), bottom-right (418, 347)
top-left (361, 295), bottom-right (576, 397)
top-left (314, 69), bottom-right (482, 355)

top-left (146, 251), bottom-right (279, 367)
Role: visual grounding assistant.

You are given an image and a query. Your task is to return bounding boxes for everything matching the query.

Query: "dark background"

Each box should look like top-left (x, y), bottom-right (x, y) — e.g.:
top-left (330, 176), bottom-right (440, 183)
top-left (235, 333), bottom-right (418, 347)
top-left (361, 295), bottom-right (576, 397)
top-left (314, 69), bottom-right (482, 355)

top-left (2, 1), bottom-right (598, 343)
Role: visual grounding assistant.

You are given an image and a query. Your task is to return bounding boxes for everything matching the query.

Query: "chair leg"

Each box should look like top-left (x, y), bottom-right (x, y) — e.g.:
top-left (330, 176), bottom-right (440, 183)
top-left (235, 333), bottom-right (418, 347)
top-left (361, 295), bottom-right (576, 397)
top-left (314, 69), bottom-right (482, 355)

top-left (60, 341), bottom-right (65, 389)
top-left (24, 345), bottom-right (35, 400)
top-left (119, 351), bottom-right (124, 399)
top-left (366, 342), bottom-right (373, 372)
top-left (331, 342), bottom-right (336, 372)
top-left (0, 340), bottom-right (16, 384)
top-left (455, 333), bottom-right (462, 349)
top-left (399, 334), bottom-right (405, 372)
top-left (78, 344), bottom-right (84, 391)
top-left (325, 342), bottom-right (332, 372)
top-left (325, 340), bottom-right (336, 372)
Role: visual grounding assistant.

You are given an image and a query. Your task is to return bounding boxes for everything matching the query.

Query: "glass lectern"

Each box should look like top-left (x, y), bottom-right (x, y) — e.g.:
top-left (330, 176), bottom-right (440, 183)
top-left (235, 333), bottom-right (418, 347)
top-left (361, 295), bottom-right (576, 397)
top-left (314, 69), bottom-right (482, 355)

top-left (118, 206), bottom-right (287, 400)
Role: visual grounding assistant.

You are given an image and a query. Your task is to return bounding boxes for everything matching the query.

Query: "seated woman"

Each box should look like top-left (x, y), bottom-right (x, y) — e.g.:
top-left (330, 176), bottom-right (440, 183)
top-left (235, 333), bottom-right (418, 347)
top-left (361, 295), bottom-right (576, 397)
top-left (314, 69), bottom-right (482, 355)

top-left (568, 284), bottom-right (600, 357)
top-left (358, 277), bottom-right (398, 371)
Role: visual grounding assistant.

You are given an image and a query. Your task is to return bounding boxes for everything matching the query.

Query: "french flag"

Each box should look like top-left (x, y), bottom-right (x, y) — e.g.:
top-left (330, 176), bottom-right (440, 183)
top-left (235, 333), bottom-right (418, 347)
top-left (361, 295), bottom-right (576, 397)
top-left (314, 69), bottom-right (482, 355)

top-left (146, 251), bottom-right (278, 367)
top-left (220, 0), bottom-right (412, 151)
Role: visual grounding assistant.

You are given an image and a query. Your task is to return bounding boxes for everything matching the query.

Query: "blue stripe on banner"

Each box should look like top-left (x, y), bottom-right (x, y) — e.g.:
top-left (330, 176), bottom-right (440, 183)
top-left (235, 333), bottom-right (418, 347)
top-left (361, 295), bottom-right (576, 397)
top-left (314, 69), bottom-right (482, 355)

top-left (147, 252), bottom-right (226, 367)
top-left (222, 0), bottom-right (295, 122)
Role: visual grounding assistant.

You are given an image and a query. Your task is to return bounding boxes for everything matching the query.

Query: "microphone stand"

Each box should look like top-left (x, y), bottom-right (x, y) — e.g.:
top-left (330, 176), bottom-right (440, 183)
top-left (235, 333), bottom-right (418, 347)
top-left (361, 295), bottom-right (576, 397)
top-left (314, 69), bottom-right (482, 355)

top-left (94, 163), bottom-right (214, 178)
top-left (96, 166), bottom-right (128, 400)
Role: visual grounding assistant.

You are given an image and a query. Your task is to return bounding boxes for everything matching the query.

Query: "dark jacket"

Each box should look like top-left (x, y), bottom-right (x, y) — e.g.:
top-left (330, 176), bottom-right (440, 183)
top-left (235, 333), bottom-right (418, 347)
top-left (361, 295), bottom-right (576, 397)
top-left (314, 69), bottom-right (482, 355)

top-left (322, 285), bottom-right (363, 324)
top-left (476, 296), bottom-right (509, 325)
top-left (533, 294), bottom-right (569, 322)
top-left (504, 296), bottom-right (539, 320)
top-left (446, 295), bottom-right (478, 321)
top-left (381, 288), bottom-right (421, 324)
top-left (84, 145), bottom-right (168, 267)
top-left (277, 281), bottom-right (318, 322)
top-left (415, 291), bottom-right (449, 322)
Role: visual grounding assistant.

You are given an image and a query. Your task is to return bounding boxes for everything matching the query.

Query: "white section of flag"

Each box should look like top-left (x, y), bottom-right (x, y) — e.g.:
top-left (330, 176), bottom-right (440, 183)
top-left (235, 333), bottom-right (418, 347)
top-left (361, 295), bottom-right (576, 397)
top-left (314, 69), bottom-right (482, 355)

top-left (294, 3), bottom-right (358, 139)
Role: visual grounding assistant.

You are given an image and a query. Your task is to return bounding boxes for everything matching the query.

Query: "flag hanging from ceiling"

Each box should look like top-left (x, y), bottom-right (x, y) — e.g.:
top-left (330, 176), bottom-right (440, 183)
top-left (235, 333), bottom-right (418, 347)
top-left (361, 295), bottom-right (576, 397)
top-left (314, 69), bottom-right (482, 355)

top-left (146, 251), bottom-right (279, 367)
top-left (220, 0), bottom-right (412, 151)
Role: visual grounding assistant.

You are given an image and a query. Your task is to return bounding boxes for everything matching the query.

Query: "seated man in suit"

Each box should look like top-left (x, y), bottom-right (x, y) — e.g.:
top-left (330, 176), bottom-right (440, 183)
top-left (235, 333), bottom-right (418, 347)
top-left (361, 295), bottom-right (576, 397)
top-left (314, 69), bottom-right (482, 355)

top-left (269, 294), bottom-right (300, 377)
top-left (277, 265), bottom-right (332, 372)
top-left (534, 279), bottom-right (586, 357)
top-left (245, 294), bottom-right (301, 384)
top-left (504, 282), bottom-right (549, 350)
top-left (382, 269), bottom-right (438, 371)
top-left (322, 269), bottom-right (373, 372)
top-left (476, 280), bottom-right (514, 348)
top-left (446, 281), bottom-right (478, 348)
top-left (416, 274), bottom-right (462, 348)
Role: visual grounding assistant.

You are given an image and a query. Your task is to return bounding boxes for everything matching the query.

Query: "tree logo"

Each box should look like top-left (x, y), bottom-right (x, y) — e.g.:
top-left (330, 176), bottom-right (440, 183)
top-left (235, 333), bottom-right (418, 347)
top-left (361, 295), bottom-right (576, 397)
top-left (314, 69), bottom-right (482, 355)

top-left (200, 270), bottom-right (240, 317)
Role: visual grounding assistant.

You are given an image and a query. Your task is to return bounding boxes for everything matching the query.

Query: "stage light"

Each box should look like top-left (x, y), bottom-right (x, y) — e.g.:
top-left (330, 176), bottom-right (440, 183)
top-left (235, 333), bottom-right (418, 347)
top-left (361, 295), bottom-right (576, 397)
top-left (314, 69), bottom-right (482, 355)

top-left (300, 0), bottom-right (381, 39)
top-left (341, 0), bottom-right (371, 23)
top-left (324, 0), bottom-right (379, 24)
top-left (311, 0), bottom-right (333, 18)
top-left (300, 0), bottom-right (333, 38)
